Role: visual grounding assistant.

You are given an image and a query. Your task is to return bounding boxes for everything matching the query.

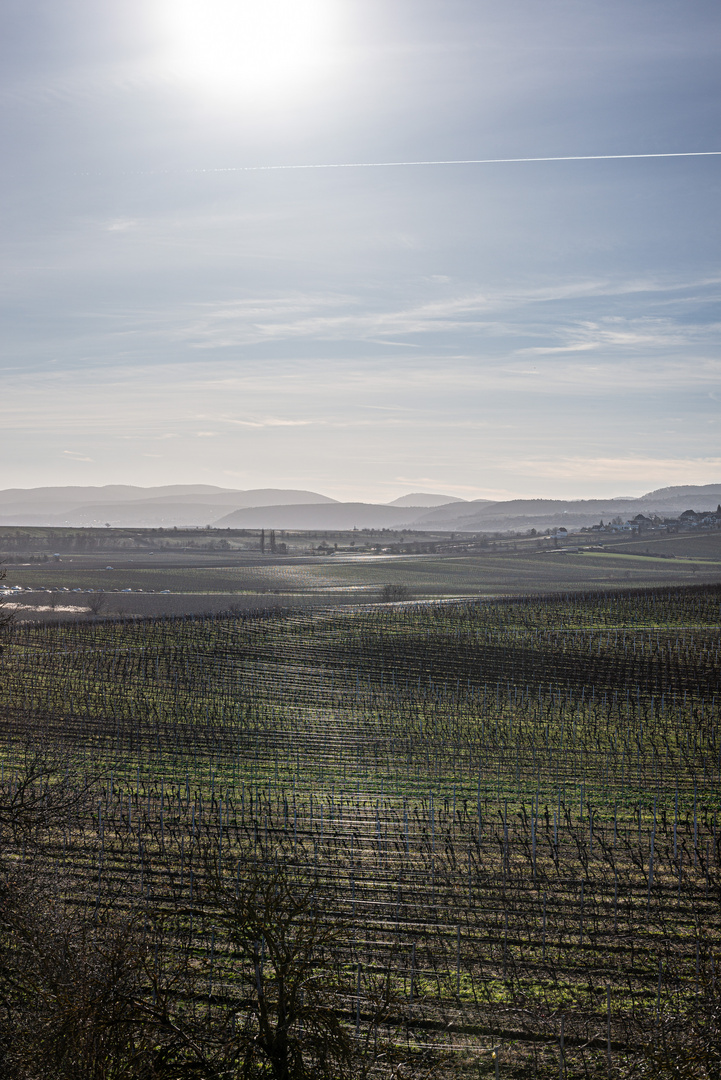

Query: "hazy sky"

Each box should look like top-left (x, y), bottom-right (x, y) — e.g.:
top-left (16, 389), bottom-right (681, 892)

top-left (2, 0), bottom-right (720, 502)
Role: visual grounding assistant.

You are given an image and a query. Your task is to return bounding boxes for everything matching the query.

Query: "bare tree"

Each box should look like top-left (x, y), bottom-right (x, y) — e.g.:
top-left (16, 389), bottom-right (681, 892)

top-left (0, 890), bottom-right (155, 1080)
top-left (195, 852), bottom-right (359, 1080)
top-left (86, 591), bottom-right (108, 617)
top-left (177, 847), bottom-right (444, 1080)
top-left (380, 583), bottom-right (410, 603)
top-left (0, 753), bottom-right (140, 1080)
top-left (0, 746), bottom-right (96, 853)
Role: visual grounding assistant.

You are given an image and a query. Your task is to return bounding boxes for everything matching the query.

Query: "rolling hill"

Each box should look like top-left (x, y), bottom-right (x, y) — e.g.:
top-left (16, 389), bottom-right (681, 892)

top-left (0, 483), bottom-right (719, 532)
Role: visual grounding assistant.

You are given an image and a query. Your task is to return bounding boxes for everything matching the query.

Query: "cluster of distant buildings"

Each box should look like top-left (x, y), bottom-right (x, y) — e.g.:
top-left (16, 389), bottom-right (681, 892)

top-left (584, 507), bottom-right (721, 536)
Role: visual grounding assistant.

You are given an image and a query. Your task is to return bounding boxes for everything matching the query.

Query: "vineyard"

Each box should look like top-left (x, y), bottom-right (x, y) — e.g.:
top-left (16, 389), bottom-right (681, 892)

top-left (1, 584), bottom-right (720, 1077)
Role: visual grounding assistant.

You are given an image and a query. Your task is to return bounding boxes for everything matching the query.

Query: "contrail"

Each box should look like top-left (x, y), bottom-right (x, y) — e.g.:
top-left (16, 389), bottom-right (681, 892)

top-left (196, 151), bottom-right (721, 174)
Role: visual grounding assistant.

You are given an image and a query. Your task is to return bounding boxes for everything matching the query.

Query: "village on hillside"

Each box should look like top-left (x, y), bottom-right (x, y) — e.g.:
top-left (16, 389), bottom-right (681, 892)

top-left (582, 506), bottom-right (721, 536)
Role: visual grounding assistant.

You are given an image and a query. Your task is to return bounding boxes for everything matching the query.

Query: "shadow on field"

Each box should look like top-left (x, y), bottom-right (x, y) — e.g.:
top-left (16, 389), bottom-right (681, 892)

top-left (11, 590), bottom-right (371, 622)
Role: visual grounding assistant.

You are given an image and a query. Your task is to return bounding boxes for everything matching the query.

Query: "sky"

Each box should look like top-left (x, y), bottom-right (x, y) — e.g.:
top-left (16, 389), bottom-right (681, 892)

top-left (2, 0), bottom-right (720, 503)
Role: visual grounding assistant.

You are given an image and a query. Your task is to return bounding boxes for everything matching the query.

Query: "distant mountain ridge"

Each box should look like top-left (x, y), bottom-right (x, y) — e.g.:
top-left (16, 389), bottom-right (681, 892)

top-left (0, 486), bottom-right (338, 527)
top-left (639, 483), bottom-right (721, 503)
top-left (387, 493), bottom-right (464, 508)
top-left (413, 485), bottom-right (721, 533)
top-left (0, 482), bottom-right (718, 531)
top-left (215, 503), bottom-right (425, 531)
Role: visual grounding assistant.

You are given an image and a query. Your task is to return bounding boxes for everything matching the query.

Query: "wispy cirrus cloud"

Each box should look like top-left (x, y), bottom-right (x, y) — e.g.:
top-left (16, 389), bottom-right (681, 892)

top-left (514, 315), bottom-right (719, 357)
top-left (216, 415), bottom-right (314, 429)
top-left (517, 342), bottom-right (599, 354)
top-left (63, 449), bottom-right (93, 462)
top-left (159, 276), bottom-right (721, 357)
top-left (514, 457), bottom-right (721, 485)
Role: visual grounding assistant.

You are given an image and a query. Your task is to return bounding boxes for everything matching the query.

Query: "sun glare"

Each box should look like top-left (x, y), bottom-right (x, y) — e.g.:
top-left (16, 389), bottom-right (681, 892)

top-left (158, 0), bottom-right (340, 100)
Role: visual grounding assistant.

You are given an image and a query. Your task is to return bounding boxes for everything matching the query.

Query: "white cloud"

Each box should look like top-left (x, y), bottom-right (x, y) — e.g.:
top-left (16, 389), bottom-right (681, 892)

top-left (515, 457), bottom-right (721, 485)
top-left (141, 277), bottom-right (721, 359)
top-left (106, 219), bottom-right (138, 232)
top-left (518, 343), bottom-right (599, 355)
top-left (62, 449), bottom-right (93, 461)
top-left (218, 415), bottom-right (314, 429)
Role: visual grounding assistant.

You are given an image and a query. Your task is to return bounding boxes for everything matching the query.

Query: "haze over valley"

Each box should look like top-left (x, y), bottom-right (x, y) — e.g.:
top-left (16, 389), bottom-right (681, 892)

top-left (2, 482), bottom-right (720, 532)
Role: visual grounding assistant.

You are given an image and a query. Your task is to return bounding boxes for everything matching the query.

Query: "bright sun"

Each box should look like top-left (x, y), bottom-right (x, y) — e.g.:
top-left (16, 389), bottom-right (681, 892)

top-left (157, 0), bottom-right (339, 100)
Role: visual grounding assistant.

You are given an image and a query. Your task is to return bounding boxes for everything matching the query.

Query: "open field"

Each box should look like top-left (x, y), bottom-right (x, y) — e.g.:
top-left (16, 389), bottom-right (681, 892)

top-left (3, 526), bottom-right (721, 622)
top-left (593, 532), bottom-right (721, 562)
top-left (1, 584), bottom-right (720, 1077)
top-left (3, 526), bottom-right (720, 625)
